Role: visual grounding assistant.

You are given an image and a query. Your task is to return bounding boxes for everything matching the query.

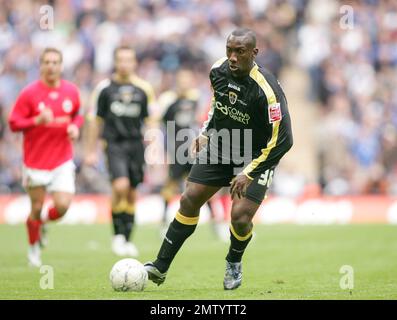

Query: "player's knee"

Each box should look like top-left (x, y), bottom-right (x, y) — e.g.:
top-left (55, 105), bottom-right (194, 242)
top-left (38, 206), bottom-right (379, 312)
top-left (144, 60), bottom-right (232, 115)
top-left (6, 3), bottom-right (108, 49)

top-left (180, 192), bottom-right (196, 213)
top-left (180, 190), bottom-right (202, 215)
top-left (31, 201), bottom-right (43, 218)
top-left (54, 199), bottom-right (71, 216)
top-left (112, 178), bottom-right (130, 196)
top-left (231, 215), bottom-right (252, 235)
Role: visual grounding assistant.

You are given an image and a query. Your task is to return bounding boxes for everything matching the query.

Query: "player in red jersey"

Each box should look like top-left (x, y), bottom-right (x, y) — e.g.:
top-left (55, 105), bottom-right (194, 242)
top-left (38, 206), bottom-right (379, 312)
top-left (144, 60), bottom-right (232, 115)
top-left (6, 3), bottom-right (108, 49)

top-left (8, 48), bottom-right (83, 267)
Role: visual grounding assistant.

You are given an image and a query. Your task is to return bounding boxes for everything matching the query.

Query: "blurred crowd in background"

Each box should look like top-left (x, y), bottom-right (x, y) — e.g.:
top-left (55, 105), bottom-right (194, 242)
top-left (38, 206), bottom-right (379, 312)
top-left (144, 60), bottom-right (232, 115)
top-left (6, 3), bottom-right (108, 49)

top-left (0, 0), bottom-right (396, 196)
top-left (300, 0), bottom-right (397, 195)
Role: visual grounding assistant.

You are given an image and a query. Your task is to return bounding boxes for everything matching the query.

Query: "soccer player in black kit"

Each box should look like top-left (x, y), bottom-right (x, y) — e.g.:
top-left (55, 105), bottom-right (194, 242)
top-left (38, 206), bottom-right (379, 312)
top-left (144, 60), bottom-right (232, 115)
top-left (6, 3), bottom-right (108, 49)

top-left (145, 28), bottom-right (293, 290)
top-left (159, 69), bottom-right (199, 234)
top-left (85, 46), bottom-right (155, 257)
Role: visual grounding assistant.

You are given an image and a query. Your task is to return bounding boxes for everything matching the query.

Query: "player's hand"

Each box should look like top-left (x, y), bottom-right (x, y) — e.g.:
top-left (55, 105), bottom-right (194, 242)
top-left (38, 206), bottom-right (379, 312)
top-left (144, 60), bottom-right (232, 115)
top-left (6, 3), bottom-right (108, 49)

top-left (190, 134), bottom-right (208, 157)
top-left (230, 174), bottom-right (252, 200)
top-left (84, 152), bottom-right (98, 167)
top-left (34, 108), bottom-right (53, 125)
top-left (67, 124), bottom-right (80, 141)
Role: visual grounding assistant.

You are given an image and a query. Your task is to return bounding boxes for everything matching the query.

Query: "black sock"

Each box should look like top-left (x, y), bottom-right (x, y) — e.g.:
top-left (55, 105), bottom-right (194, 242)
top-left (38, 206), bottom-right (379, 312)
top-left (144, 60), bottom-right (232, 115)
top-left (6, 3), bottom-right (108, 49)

top-left (226, 227), bottom-right (253, 263)
top-left (112, 212), bottom-right (125, 236)
top-left (121, 213), bottom-right (135, 241)
top-left (154, 216), bottom-right (197, 273)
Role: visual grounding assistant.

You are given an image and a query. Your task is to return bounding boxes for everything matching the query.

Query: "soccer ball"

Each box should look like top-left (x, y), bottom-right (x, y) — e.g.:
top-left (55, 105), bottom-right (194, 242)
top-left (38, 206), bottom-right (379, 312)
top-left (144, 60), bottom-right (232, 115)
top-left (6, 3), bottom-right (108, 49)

top-left (109, 258), bottom-right (148, 292)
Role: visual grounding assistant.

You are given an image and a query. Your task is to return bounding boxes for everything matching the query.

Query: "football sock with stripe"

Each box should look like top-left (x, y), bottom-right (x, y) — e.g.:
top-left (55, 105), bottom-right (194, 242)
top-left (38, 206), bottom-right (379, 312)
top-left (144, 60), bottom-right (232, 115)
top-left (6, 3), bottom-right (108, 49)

top-left (226, 224), bottom-right (253, 263)
top-left (112, 199), bottom-right (128, 236)
top-left (154, 211), bottom-right (198, 273)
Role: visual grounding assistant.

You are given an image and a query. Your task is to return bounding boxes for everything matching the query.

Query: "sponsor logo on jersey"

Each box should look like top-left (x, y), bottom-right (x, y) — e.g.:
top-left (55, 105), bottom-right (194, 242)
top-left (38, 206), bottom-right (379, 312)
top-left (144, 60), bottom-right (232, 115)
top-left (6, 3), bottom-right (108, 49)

top-left (228, 83), bottom-right (241, 92)
top-left (62, 99), bottom-right (73, 113)
top-left (215, 101), bottom-right (250, 125)
top-left (229, 91), bottom-right (238, 105)
top-left (268, 102), bottom-right (282, 123)
top-left (110, 101), bottom-right (141, 117)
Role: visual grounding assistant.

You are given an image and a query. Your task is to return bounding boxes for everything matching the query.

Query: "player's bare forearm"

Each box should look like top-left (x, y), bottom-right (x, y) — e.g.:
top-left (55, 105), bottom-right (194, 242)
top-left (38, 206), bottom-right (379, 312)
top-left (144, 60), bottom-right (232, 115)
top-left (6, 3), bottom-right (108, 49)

top-left (83, 116), bottom-right (102, 164)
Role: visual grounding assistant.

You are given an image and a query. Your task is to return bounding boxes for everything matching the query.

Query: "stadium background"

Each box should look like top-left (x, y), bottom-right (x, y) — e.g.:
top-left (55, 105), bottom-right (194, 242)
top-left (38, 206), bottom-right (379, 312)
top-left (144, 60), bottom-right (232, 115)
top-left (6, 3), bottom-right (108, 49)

top-left (0, 0), bottom-right (396, 225)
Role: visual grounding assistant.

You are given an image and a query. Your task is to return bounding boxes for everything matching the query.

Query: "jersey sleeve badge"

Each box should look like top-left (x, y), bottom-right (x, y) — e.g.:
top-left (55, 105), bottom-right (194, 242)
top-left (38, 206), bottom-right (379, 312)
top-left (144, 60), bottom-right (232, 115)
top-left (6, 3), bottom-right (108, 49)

top-left (268, 102), bottom-right (282, 123)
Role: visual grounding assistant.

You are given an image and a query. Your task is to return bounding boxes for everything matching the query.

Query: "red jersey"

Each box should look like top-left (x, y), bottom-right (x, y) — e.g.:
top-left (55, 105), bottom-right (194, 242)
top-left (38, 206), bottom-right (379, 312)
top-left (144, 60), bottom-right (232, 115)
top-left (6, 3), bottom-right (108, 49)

top-left (8, 79), bottom-right (84, 170)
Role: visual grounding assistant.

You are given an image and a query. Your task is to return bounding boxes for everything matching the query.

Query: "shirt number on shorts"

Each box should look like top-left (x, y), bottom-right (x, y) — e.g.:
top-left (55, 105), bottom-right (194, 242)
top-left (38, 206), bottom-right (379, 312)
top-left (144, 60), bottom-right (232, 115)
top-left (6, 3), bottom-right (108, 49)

top-left (258, 169), bottom-right (274, 188)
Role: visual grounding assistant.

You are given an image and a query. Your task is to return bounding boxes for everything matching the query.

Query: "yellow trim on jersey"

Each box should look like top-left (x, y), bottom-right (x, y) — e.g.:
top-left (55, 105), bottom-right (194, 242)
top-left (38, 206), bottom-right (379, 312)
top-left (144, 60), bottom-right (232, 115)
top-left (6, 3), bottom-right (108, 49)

top-left (89, 78), bottom-right (111, 117)
top-left (249, 64), bottom-right (277, 105)
top-left (175, 211), bottom-right (199, 225)
top-left (211, 57), bottom-right (228, 69)
top-left (243, 64), bottom-right (280, 177)
top-left (244, 173), bottom-right (254, 180)
top-left (243, 121), bottom-right (280, 177)
top-left (158, 90), bottom-right (178, 109)
top-left (130, 75), bottom-right (156, 106)
top-left (230, 224), bottom-right (252, 241)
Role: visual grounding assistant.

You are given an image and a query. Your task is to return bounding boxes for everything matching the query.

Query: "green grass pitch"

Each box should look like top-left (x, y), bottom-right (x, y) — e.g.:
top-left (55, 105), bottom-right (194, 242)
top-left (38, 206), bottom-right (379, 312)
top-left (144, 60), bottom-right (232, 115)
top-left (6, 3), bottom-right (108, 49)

top-left (0, 223), bottom-right (396, 299)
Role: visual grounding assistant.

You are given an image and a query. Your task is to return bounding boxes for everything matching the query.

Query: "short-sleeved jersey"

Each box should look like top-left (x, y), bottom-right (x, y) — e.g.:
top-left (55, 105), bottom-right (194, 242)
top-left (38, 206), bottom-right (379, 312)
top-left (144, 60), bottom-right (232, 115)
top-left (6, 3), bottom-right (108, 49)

top-left (91, 76), bottom-right (153, 142)
top-left (8, 79), bottom-right (82, 170)
top-left (201, 57), bottom-right (293, 179)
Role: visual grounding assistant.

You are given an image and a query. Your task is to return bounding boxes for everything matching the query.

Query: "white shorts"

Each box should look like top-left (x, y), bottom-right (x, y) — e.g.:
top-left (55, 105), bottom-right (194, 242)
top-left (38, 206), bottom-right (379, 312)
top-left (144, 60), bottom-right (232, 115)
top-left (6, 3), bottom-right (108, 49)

top-left (22, 160), bottom-right (76, 194)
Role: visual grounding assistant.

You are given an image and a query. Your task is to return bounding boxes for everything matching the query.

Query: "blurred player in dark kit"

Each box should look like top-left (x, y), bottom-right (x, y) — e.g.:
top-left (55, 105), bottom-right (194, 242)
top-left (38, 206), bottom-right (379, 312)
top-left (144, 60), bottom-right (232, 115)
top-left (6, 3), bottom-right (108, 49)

top-left (85, 46), bottom-right (155, 257)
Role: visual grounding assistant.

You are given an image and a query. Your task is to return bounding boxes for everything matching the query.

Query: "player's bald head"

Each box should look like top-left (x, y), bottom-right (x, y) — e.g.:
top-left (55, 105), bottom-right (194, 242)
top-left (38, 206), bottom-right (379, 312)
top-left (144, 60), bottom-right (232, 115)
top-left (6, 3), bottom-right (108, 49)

top-left (228, 28), bottom-right (257, 49)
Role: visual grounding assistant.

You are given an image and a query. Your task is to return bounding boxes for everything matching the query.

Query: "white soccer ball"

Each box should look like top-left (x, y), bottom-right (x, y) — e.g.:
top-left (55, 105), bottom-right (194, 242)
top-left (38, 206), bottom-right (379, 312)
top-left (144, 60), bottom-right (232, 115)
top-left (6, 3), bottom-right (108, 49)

top-left (109, 258), bottom-right (148, 292)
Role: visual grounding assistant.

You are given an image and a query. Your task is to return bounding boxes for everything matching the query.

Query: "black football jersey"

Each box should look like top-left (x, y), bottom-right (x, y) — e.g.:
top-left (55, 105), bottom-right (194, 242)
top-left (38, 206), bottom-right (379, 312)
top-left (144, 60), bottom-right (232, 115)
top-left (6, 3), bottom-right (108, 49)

top-left (92, 77), bottom-right (153, 142)
top-left (162, 90), bottom-right (199, 132)
top-left (201, 57), bottom-right (293, 179)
